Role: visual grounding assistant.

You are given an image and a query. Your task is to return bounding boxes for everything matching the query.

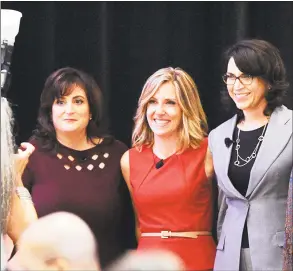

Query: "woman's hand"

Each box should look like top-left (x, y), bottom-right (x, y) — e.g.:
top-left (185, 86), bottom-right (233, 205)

top-left (14, 142), bottom-right (35, 184)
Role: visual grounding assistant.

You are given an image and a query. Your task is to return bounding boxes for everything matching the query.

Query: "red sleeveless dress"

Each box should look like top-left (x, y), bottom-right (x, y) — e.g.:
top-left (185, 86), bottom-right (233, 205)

top-left (129, 138), bottom-right (216, 270)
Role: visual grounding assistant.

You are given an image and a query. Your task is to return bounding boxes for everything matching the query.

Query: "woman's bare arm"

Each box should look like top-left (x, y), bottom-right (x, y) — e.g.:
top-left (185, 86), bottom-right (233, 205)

top-left (6, 143), bottom-right (38, 244)
top-left (205, 147), bottom-right (215, 182)
top-left (120, 150), bottom-right (140, 240)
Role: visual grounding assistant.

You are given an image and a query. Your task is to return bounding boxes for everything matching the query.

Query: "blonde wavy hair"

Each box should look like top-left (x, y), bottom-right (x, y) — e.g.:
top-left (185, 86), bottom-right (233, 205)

top-left (132, 67), bottom-right (208, 152)
top-left (1, 97), bottom-right (16, 233)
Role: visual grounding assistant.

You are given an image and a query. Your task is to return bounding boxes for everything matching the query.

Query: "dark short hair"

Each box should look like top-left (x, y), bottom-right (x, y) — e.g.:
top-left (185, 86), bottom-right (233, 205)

top-left (33, 67), bottom-right (109, 151)
top-left (221, 39), bottom-right (289, 118)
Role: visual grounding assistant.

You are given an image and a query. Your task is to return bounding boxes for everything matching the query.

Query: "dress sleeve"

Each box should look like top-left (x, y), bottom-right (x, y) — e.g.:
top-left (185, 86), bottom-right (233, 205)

top-left (112, 139), bottom-right (137, 249)
top-left (118, 172), bottom-right (137, 250)
top-left (21, 139), bottom-right (38, 193)
top-left (21, 165), bottom-right (35, 193)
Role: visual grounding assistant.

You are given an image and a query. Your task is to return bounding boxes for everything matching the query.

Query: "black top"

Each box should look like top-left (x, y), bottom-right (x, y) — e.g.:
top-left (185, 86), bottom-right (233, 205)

top-left (228, 124), bottom-right (267, 248)
top-left (23, 138), bottom-right (137, 267)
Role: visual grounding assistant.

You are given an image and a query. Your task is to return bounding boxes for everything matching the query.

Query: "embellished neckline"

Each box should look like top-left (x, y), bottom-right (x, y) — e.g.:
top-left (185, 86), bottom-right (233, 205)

top-left (55, 140), bottom-right (110, 172)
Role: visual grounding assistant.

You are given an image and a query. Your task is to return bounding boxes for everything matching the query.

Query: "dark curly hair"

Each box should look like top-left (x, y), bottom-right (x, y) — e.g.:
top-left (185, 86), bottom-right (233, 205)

top-left (32, 67), bottom-right (111, 151)
top-left (221, 39), bottom-right (289, 119)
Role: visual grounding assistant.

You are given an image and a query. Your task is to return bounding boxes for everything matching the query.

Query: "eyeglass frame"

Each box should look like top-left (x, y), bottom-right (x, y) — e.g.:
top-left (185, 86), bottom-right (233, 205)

top-left (222, 73), bottom-right (254, 85)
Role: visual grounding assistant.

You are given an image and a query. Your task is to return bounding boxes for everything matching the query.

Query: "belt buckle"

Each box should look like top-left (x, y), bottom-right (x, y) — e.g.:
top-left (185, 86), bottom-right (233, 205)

top-left (161, 230), bottom-right (171, 238)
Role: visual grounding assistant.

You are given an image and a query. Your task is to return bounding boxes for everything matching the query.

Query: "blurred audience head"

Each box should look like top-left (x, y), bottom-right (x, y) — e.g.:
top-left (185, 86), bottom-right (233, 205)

top-left (106, 249), bottom-right (185, 271)
top-left (1, 97), bottom-right (16, 234)
top-left (16, 212), bottom-right (100, 271)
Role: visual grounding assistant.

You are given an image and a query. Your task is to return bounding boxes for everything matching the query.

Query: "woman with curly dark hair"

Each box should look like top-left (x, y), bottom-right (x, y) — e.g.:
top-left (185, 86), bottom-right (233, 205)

top-left (22, 67), bottom-right (136, 268)
top-left (208, 39), bottom-right (292, 271)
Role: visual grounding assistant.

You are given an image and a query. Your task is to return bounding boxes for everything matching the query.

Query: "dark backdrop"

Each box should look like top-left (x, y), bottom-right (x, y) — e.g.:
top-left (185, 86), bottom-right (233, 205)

top-left (2, 1), bottom-right (293, 146)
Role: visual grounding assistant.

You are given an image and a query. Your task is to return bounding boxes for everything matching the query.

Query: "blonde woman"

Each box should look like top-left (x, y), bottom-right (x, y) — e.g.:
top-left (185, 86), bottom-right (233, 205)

top-left (1, 97), bottom-right (37, 268)
top-left (121, 67), bottom-right (216, 270)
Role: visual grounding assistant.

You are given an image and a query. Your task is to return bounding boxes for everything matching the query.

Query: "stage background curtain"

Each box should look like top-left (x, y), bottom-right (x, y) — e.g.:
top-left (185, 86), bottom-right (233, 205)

top-left (2, 1), bottom-right (293, 145)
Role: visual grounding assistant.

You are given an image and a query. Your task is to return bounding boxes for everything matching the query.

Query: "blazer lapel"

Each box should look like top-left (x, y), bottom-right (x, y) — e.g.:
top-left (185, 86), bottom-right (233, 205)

top-left (219, 115), bottom-right (247, 200)
top-left (246, 106), bottom-right (292, 197)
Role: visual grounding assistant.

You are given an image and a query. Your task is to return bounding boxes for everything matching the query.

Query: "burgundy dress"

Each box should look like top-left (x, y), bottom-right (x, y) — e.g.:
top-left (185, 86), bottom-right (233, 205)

top-left (22, 137), bottom-right (136, 268)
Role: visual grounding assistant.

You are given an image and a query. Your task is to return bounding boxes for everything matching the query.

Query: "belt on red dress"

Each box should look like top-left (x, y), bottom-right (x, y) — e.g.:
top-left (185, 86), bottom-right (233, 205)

top-left (141, 230), bottom-right (212, 239)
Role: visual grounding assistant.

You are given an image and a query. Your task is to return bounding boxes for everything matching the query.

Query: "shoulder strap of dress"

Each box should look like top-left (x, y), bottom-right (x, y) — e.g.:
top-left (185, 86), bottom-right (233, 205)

top-left (129, 147), bottom-right (154, 190)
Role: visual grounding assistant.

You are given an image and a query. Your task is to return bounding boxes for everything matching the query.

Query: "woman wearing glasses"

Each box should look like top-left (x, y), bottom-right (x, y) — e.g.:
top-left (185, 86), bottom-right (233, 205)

top-left (208, 39), bottom-right (292, 270)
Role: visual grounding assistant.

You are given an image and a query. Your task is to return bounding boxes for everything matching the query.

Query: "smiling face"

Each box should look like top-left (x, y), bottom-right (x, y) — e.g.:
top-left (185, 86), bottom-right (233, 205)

top-left (52, 85), bottom-right (91, 136)
top-left (146, 82), bottom-right (182, 139)
top-left (226, 57), bottom-right (268, 112)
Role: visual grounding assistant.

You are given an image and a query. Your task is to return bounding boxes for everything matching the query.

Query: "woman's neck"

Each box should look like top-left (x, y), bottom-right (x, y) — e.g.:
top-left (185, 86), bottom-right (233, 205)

top-left (240, 104), bottom-right (270, 130)
top-left (152, 135), bottom-right (178, 159)
top-left (56, 131), bottom-right (92, 151)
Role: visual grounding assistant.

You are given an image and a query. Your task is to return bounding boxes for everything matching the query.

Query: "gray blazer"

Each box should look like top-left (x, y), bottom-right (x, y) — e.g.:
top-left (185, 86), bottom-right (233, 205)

top-left (208, 105), bottom-right (293, 271)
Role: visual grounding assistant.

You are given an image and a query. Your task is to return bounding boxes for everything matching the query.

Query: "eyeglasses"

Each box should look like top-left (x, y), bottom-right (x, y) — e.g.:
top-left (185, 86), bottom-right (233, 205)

top-left (222, 74), bottom-right (254, 85)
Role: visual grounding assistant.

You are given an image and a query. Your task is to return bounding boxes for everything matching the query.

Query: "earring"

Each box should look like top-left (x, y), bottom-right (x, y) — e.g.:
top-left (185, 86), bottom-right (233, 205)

top-left (90, 117), bottom-right (92, 120)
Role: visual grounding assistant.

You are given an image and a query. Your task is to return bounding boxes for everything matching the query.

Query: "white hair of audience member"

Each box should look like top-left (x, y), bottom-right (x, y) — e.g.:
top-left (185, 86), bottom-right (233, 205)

top-left (106, 249), bottom-right (185, 271)
top-left (16, 212), bottom-right (100, 271)
top-left (1, 97), bottom-right (16, 234)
